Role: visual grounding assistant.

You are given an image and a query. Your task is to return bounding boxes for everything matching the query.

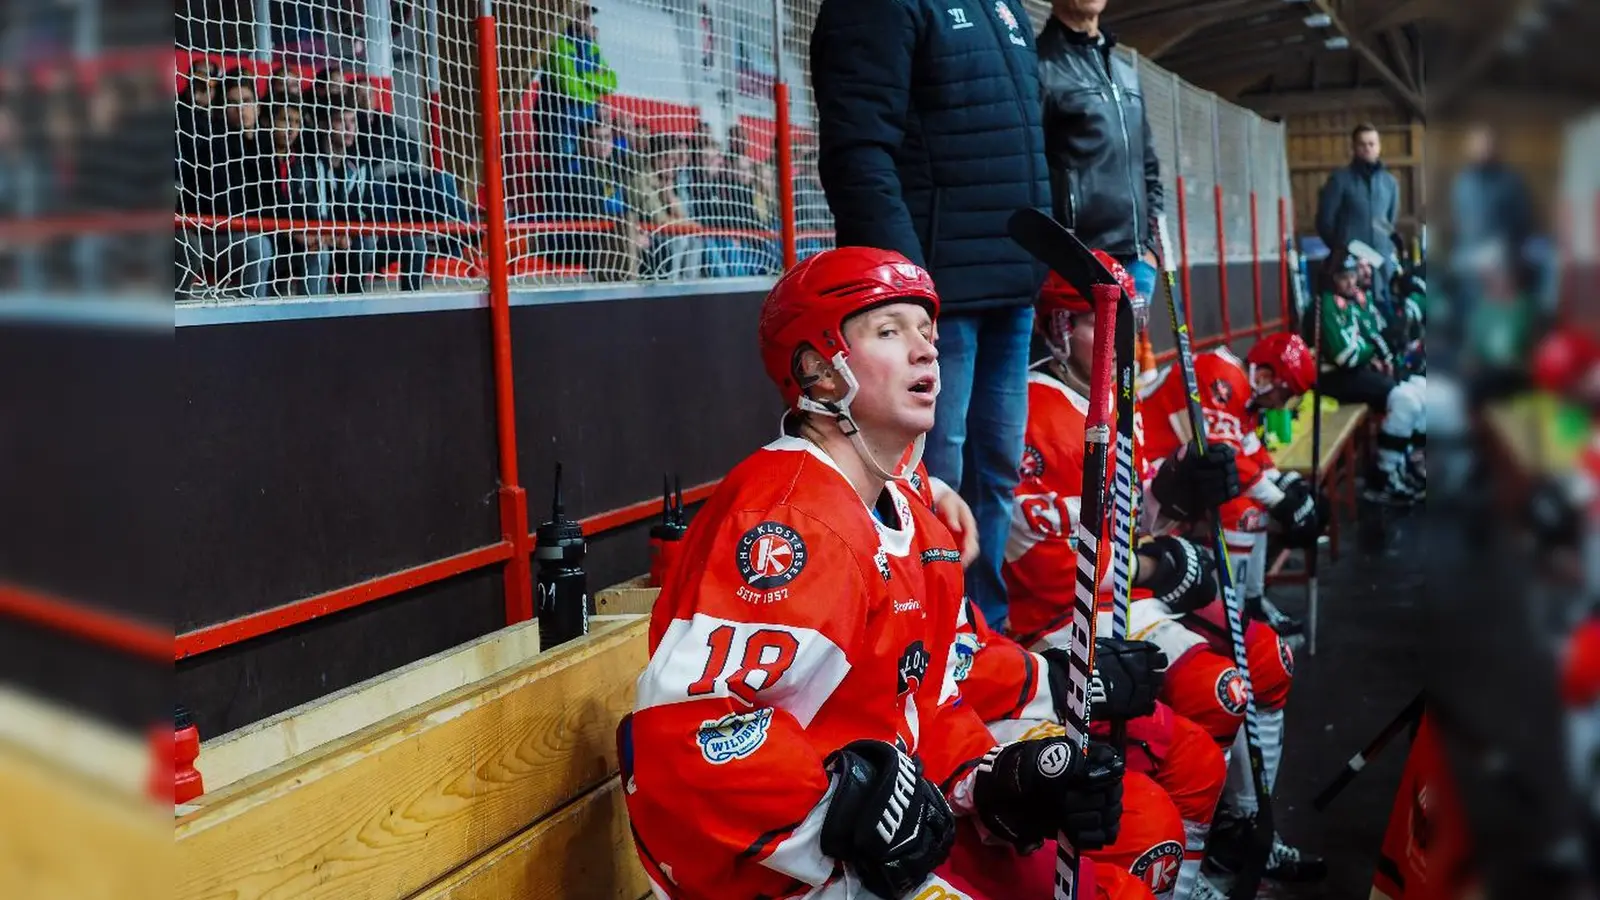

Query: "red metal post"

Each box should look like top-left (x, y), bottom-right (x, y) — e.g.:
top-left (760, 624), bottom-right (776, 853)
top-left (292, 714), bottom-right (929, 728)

top-left (1176, 176), bottom-right (1193, 332)
top-left (1214, 184), bottom-right (1230, 342)
top-left (430, 91), bottom-right (447, 172)
top-left (775, 82), bottom-right (797, 270)
top-left (1278, 196), bottom-right (1290, 329)
top-left (1250, 190), bottom-right (1262, 334)
top-left (477, 3), bottom-right (535, 626)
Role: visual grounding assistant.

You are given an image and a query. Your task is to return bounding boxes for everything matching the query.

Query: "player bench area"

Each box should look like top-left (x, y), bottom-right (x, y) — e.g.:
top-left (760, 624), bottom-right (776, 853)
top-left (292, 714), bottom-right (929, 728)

top-left (1266, 401), bottom-right (1371, 586)
top-left (175, 614), bottom-right (656, 900)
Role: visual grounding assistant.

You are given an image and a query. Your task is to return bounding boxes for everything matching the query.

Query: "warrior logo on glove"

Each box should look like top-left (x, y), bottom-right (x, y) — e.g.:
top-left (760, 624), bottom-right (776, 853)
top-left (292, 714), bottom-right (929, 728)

top-left (735, 521), bottom-right (808, 595)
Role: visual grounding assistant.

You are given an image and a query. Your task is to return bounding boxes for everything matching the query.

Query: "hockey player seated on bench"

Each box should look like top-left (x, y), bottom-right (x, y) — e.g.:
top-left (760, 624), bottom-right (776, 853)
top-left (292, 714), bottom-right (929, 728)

top-left (1313, 252), bottom-right (1427, 505)
top-left (616, 247), bottom-right (1132, 900)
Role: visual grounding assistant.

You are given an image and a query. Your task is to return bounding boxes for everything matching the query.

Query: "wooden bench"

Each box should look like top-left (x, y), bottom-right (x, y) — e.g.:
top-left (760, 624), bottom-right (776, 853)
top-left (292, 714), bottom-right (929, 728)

top-left (176, 614), bottom-right (653, 900)
top-left (1266, 401), bottom-right (1370, 585)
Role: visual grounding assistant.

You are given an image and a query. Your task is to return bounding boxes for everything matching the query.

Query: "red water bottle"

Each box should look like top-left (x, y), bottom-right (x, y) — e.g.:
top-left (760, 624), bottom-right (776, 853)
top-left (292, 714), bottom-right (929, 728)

top-left (173, 705), bottom-right (204, 804)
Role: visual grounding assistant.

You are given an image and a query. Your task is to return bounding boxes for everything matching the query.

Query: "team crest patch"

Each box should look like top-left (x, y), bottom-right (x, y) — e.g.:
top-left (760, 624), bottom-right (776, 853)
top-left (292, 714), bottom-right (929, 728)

top-left (898, 641), bottom-right (931, 695)
top-left (1278, 636), bottom-right (1295, 676)
top-left (1020, 444), bottom-right (1046, 478)
top-left (1210, 377), bottom-right (1234, 407)
top-left (952, 631), bottom-right (979, 682)
top-left (696, 708), bottom-right (774, 764)
top-left (1131, 840), bottom-right (1184, 893)
top-left (994, 0), bottom-right (1026, 44)
top-left (1216, 667), bottom-right (1249, 715)
top-left (736, 521), bottom-right (808, 592)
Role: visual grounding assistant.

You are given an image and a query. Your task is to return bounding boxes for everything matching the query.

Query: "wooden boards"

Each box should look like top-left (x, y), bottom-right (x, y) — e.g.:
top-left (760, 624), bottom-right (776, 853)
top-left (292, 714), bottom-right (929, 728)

top-left (176, 616), bottom-right (647, 900)
top-left (1272, 404), bottom-right (1366, 475)
top-left (593, 575), bottom-right (659, 618)
top-left (0, 741), bottom-right (169, 900)
top-left (198, 617), bottom-right (541, 792)
top-left (409, 776), bottom-right (650, 900)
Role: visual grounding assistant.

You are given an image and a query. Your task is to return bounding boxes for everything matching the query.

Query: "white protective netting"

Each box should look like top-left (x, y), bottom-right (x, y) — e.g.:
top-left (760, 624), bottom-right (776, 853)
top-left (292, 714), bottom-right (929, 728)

top-left (1215, 102), bottom-right (1251, 265)
top-left (1, 6), bottom-right (169, 297)
top-left (1140, 59), bottom-right (1181, 257)
top-left (496, 0), bottom-right (787, 284)
top-left (1177, 83), bottom-right (1216, 267)
top-left (175, 0), bottom-right (485, 300)
top-left (786, 0), bottom-right (833, 260)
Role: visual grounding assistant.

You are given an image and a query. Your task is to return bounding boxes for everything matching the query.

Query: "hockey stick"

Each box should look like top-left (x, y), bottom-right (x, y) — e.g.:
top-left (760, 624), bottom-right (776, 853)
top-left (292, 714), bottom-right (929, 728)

top-left (1312, 693), bottom-right (1425, 811)
top-left (1007, 208), bottom-right (1119, 900)
top-left (1107, 267), bottom-right (1141, 752)
top-left (1289, 239), bottom-right (1322, 656)
top-left (1150, 213), bottom-right (1275, 900)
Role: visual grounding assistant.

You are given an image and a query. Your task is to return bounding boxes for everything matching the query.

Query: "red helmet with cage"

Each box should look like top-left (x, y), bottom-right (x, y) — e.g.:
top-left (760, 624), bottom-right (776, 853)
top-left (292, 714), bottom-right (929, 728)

top-left (758, 246), bottom-right (941, 409)
top-left (1531, 328), bottom-right (1600, 394)
top-left (1247, 332), bottom-right (1317, 395)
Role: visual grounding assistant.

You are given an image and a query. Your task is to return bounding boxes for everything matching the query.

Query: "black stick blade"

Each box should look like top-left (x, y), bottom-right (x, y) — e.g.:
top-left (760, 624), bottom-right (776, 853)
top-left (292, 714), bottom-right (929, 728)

top-left (1007, 208), bottom-right (1122, 304)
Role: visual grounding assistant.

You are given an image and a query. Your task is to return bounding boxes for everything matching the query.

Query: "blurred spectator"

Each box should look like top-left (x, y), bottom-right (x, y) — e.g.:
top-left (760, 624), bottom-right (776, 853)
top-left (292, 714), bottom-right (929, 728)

top-left (1450, 124), bottom-right (1542, 315)
top-left (531, 118), bottom-right (635, 279)
top-left (286, 95), bottom-right (427, 293)
top-left (178, 74), bottom-right (274, 298)
top-left (1316, 123), bottom-right (1400, 312)
top-left (0, 96), bottom-right (40, 289)
top-left (793, 143), bottom-right (829, 261)
top-left (260, 102), bottom-right (317, 295)
top-left (264, 63), bottom-right (305, 106)
top-left (539, 4), bottom-right (618, 128)
top-left (634, 133), bottom-right (694, 278)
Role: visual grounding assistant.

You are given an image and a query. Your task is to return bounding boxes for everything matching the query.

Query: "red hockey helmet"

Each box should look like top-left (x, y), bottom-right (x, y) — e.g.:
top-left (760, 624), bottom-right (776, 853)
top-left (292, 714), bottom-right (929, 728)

top-left (1531, 328), bottom-right (1600, 394)
top-left (1247, 332), bottom-right (1317, 395)
top-left (1034, 250), bottom-right (1136, 321)
top-left (758, 246), bottom-right (941, 409)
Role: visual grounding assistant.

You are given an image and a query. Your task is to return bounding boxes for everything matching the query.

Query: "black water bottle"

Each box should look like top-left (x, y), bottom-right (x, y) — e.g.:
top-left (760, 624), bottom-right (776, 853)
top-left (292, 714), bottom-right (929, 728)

top-left (536, 463), bottom-right (589, 648)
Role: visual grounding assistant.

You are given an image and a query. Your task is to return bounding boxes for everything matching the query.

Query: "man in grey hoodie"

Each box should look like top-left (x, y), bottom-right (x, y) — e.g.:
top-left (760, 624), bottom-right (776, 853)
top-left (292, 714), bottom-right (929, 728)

top-left (1315, 122), bottom-right (1399, 311)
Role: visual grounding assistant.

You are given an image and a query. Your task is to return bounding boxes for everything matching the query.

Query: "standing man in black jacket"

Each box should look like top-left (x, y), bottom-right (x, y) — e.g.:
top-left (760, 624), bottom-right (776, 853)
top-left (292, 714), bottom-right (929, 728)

top-left (1037, 0), bottom-right (1163, 270)
top-left (810, 0), bottom-right (1051, 630)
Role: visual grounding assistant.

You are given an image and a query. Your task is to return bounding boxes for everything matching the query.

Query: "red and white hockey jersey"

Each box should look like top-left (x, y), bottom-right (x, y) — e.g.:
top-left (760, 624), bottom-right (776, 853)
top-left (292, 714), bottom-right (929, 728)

top-left (625, 436), bottom-right (996, 900)
top-left (1002, 369), bottom-right (1153, 648)
top-left (1138, 348), bottom-right (1276, 494)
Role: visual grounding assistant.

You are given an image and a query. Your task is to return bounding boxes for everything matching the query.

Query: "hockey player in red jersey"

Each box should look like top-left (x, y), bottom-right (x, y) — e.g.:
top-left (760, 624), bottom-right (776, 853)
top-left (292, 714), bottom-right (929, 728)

top-left (619, 247), bottom-right (1126, 900)
top-left (1138, 330), bottom-right (1326, 887)
top-left (996, 254), bottom-right (1249, 898)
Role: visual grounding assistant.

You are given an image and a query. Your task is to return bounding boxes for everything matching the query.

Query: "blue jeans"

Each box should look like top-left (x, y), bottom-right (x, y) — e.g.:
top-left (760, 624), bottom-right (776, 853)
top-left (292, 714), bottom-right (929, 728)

top-left (924, 305), bottom-right (1034, 629)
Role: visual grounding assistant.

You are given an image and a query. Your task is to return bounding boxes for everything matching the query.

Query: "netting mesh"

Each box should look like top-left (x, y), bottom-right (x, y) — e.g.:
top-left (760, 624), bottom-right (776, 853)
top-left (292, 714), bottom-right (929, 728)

top-left (1215, 104), bottom-right (1249, 265)
top-left (176, 0), bottom-right (487, 300)
top-left (786, 0), bottom-right (833, 260)
top-left (1177, 84), bottom-right (1216, 267)
top-left (168, 0), bottom-right (1294, 302)
top-left (1, 24), bottom-right (169, 296)
top-left (1142, 63), bottom-right (1180, 238)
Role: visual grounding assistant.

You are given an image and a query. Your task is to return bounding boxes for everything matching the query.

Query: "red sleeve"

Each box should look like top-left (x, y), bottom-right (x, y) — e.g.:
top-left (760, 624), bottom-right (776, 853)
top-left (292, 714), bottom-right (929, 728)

top-left (1004, 387), bottom-right (1095, 647)
top-left (956, 598), bottom-right (1054, 724)
top-left (629, 505), bottom-right (868, 894)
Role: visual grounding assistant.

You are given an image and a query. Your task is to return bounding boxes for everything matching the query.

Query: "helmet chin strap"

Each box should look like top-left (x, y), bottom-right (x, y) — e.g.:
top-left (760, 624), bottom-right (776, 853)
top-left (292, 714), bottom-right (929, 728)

top-left (797, 353), bottom-right (921, 483)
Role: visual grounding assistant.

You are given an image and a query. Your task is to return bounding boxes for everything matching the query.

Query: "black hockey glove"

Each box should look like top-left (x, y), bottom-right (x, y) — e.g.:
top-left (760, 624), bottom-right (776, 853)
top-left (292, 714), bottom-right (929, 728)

top-left (821, 740), bottom-right (956, 899)
top-left (972, 739), bottom-right (1124, 852)
top-left (1268, 476), bottom-right (1324, 548)
top-left (1042, 639), bottom-right (1167, 723)
top-left (1150, 443), bottom-right (1241, 523)
top-left (1137, 535), bottom-right (1217, 614)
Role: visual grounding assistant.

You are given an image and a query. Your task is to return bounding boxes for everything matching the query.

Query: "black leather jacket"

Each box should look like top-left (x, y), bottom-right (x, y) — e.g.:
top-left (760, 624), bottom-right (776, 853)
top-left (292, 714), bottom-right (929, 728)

top-left (1037, 19), bottom-right (1163, 260)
